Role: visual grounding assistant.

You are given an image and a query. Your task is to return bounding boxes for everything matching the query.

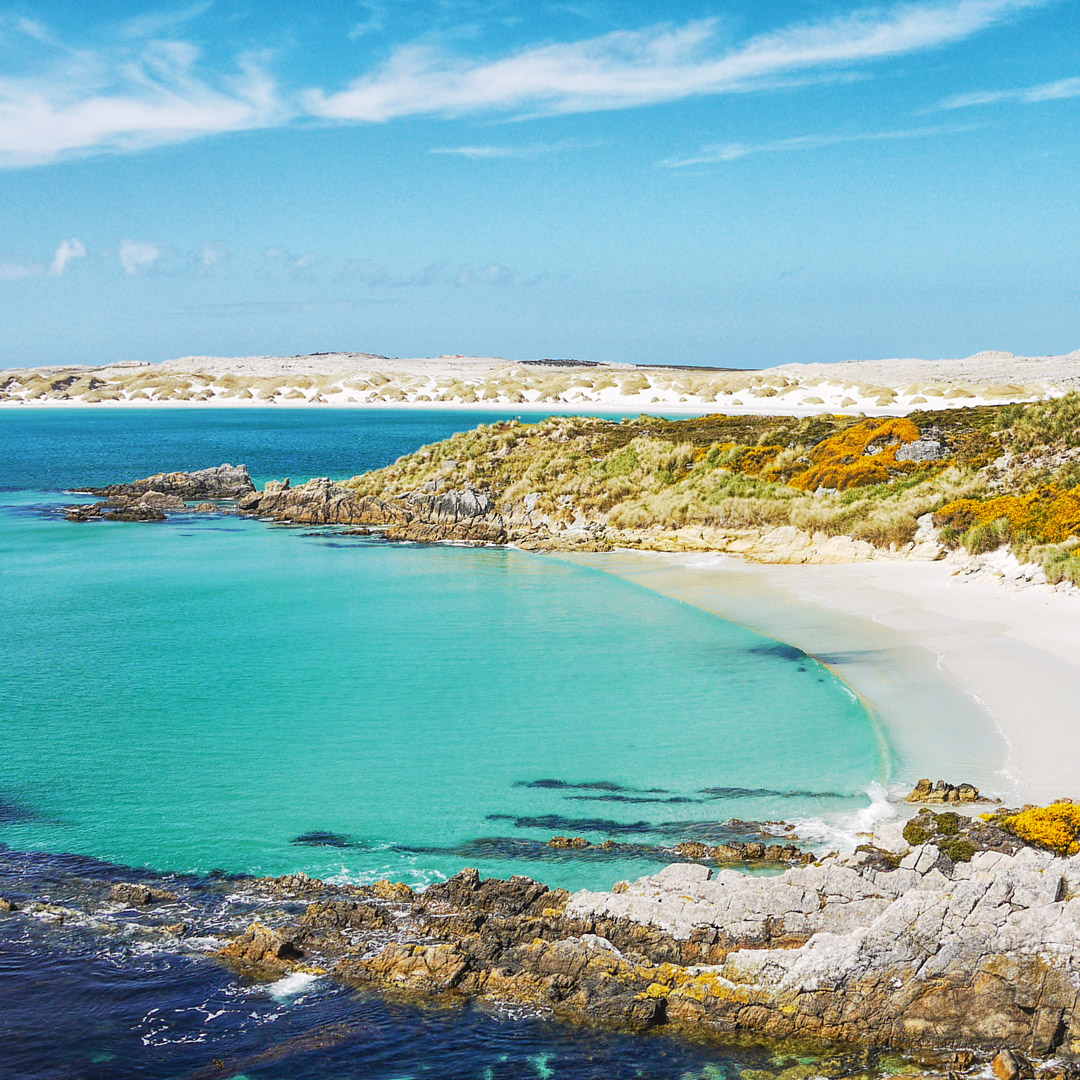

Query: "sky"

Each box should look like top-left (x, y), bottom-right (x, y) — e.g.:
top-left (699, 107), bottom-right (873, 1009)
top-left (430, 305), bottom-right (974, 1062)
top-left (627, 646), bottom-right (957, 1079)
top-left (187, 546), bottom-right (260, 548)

top-left (0, 0), bottom-right (1077, 369)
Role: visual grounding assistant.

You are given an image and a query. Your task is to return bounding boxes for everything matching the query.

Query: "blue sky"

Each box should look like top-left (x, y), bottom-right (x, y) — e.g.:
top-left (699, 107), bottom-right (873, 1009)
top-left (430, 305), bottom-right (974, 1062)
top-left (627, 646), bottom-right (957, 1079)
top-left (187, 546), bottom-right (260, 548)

top-left (0, 0), bottom-right (1077, 368)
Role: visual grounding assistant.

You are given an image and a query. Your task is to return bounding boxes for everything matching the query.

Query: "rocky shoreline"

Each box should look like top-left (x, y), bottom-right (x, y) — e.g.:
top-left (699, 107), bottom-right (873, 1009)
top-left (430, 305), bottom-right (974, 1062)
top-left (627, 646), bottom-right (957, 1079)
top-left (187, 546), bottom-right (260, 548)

top-left (58, 461), bottom-right (927, 561)
top-left (3, 805), bottom-right (1080, 1071)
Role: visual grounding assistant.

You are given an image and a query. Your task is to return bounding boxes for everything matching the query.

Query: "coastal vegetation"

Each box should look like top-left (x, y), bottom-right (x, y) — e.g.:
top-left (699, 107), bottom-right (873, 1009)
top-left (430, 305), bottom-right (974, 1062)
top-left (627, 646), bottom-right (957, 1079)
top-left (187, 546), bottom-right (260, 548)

top-left (345, 393), bottom-right (1080, 575)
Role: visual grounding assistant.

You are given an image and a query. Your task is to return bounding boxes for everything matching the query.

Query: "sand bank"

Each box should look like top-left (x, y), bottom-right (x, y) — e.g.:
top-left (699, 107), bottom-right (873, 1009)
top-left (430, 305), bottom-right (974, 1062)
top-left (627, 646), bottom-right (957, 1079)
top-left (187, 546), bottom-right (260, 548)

top-left (3, 349), bottom-right (1077, 413)
top-left (566, 551), bottom-right (1080, 806)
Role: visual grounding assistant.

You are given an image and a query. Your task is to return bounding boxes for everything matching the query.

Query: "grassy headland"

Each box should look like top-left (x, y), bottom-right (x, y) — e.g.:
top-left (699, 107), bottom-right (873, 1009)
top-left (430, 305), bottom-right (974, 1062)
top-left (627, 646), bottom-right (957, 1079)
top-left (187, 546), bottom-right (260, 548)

top-left (344, 394), bottom-right (1080, 582)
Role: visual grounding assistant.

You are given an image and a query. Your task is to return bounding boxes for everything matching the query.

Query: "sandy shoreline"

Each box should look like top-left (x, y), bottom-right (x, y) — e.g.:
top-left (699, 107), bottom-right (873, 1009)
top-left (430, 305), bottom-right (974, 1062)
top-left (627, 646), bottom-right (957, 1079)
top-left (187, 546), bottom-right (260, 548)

top-left (3, 348), bottom-right (1077, 414)
top-left (566, 550), bottom-right (1080, 807)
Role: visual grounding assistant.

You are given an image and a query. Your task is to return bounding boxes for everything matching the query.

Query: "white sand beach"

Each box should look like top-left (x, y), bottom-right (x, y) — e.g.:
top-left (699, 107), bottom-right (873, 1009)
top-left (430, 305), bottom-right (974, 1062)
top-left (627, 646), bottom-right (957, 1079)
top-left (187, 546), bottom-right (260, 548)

top-left (2, 348), bottom-right (1079, 413)
top-left (569, 550), bottom-right (1080, 808)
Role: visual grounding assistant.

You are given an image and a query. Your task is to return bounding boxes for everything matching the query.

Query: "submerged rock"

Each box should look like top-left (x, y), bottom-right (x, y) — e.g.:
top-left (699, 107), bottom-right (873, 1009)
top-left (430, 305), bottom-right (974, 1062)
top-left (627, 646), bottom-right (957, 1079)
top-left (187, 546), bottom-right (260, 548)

top-left (109, 883), bottom-right (178, 906)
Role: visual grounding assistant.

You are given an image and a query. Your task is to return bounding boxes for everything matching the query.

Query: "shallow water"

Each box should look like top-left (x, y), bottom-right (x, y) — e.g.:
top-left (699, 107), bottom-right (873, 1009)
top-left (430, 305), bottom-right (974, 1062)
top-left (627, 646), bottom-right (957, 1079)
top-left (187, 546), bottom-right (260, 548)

top-left (0, 409), bottom-right (883, 891)
top-left (0, 407), bottom-right (889, 1076)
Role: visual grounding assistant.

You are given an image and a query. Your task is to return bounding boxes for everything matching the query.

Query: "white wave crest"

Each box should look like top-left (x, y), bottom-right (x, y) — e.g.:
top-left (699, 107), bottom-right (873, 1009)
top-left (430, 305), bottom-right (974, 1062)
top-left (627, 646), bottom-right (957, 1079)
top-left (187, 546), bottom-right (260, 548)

top-left (789, 782), bottom-right (897, 852)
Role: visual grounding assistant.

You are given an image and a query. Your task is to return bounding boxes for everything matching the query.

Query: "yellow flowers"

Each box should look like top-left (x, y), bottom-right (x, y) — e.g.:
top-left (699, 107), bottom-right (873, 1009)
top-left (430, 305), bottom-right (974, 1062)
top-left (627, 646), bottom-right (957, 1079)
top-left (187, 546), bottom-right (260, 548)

top-left (1005, 802), bottom-right (1080, 855)
top-left (935, 484), bottom-right (1080, 545)
top-left (788, 417), bottom-right (922, 492)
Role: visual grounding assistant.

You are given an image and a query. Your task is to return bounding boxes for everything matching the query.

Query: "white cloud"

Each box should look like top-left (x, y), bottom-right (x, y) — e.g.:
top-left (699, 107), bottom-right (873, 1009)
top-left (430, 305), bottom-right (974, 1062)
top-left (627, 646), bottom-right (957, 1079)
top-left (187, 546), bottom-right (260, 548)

top-left (49, 237), bottom-right (86, 275)
top-left (307, 0), bottom-right (1046, 122)
top-left (0, 20), bottom-right (285, 168)
top-left (662, 124), bottom-right (974, 167)
top-left (198, 242), bottom-right (223, 272)
top-left (0, 1), bottom-right (1053, 169)
top-left (938, 74), bottom-right (1080, 109)
top-left (119, 239), bottom-right (161, 275)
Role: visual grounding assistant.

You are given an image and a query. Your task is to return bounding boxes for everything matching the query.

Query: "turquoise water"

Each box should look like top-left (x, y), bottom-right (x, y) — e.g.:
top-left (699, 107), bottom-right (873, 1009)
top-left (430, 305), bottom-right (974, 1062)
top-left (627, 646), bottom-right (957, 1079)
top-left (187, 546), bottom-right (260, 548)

top-left (0, 409), bottom-right (885, 892)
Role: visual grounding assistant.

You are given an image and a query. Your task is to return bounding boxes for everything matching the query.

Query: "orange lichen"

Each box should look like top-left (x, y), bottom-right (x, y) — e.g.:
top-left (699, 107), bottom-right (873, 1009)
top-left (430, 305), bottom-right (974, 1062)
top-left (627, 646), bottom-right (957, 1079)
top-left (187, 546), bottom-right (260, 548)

top-left (1005, 802), bottom-right (1080, 855)
top-left (935, 484), bottom-right (1080, 544)
top-left (788, 417), bottom-right (921, 492)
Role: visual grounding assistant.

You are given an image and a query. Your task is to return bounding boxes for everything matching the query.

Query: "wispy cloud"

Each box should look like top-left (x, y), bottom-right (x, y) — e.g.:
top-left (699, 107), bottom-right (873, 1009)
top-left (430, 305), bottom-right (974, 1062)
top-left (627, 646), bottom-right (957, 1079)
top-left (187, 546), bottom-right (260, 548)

top-left (0, 258), bottom-right (42, 280)
top-left (430, 139), bottom-right (595, 158)
top-left (307, 0), bottom-right (1046, 121)
top-left (49, 237), bottom-right (86, 275)
top-left (938, 74), bottom-right (1080, 109)
top-left (0, 18), bottom-right (284, 168)
top-left (0, 0), bottom-right (1052, 169)
top-left (198, 242), bottom-right (224, 273)
top-left (119, 240), bottom-right (161, 275)
top-left (662, 123), bottom-right (974, 167)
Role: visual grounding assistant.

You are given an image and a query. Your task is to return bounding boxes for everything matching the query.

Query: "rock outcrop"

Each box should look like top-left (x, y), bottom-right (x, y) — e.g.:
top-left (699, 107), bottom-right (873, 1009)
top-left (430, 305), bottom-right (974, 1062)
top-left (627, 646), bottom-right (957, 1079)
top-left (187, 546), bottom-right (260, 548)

top-left (66, 464), bottom-right (256, 523)
top-left (109, 883), bottom-right (178, 906)
top-left (238, 477), bottom-right (410, 526)
top-left (216, 831), bottom-right (1080, 1059)
top-left (5, 823), bottom-right (1080, 1064)
top-left (906, 778), bottom-right (995, 804)
top-left (78, 463), bottom-right (255, 500)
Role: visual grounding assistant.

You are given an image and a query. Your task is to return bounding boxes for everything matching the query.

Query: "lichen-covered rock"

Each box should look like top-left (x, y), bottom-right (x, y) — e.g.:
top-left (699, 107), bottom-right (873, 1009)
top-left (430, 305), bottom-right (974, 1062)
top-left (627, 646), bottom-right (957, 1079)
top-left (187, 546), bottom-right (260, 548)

top-left (570, 844), bottom-right (1080, 1054)
top-left (216, 921), bottom-right (303, 969)
top-left (373, 880), bottom-right (415, 902)
top-left (906, 778), bottom-right (994, 804)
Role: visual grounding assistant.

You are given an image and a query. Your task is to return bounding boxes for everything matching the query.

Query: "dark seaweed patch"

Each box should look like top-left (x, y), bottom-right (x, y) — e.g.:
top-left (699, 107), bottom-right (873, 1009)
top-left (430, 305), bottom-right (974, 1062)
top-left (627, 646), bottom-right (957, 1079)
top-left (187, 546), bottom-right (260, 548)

top-left (514, 779), bottom-right (668, 794)
top-left (746, 642), bottom-right (805, 662)
top-left (0, 796), bottom-right (50, 825)
top-left (652, 820), bottom-right (791, 843)
top-left (292, 831), bottom-right (355, 848)
top-left (565, 793), bottom-right (697, 805)
top-left (486, 813), bottom-right (653, 836)
top-left (813, 650), bottom-right (881, 665)
top-left (397, 836), bottom-right (677, 864)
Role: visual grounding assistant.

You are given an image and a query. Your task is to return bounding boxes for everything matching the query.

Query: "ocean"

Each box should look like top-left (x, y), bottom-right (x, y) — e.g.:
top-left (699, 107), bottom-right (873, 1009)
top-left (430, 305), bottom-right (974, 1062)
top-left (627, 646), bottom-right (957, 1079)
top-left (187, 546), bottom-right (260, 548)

top-left (0, 407), bottom-right (888, 1078)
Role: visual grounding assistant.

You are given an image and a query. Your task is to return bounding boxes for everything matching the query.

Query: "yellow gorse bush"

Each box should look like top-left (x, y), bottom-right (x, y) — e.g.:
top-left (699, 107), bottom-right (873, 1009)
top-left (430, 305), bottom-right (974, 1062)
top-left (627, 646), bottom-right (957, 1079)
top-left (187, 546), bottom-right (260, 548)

top-left (935, 484), bottom-right (1080, 544)
top-left (1005, 802), bottom-right (1080, 855)
top-left (788, 417), bottom-right (922, 492)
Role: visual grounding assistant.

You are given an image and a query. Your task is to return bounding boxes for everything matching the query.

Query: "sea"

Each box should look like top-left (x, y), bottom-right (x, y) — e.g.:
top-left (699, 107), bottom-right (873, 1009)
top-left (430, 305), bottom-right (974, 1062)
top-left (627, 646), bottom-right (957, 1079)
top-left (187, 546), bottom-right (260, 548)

top-left (0, 407), bottom-right (891, 1079)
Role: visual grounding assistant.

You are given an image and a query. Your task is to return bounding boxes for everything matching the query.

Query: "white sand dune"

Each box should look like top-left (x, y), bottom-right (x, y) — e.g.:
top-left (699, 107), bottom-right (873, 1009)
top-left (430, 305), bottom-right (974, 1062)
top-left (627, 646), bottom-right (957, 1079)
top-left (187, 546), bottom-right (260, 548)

top-left (2, 347), bottom-right (1078, 414)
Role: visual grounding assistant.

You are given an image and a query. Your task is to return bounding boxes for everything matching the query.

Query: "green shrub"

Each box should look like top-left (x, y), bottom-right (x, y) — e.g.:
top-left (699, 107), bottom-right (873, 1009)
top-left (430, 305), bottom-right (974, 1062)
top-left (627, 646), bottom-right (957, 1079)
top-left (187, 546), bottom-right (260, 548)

top-left (937, 837), bottom-right (976, 863)
top-left (963, 517), bottom-right (1012, 554)
top-left (903, 820), bottom-right (931, 846)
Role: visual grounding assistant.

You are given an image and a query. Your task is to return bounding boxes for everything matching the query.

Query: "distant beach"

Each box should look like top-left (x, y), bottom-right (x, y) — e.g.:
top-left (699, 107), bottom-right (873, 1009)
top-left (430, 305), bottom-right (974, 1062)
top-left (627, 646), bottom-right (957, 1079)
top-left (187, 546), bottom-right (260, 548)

top-left (3, 349), bottom-right (1077, 415)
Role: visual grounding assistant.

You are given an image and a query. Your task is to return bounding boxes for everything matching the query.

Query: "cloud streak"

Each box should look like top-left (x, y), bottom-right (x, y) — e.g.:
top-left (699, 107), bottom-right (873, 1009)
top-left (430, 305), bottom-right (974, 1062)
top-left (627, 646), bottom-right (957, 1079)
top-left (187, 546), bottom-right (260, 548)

top-left (0, 0), bottom-right (1051, 168)
top-left (662, 124), bottom-right (975, 167)
top-left (429, 139), bottom-right (596, 158)
top-left (307, 0), bottom-right (1045, 121)
top-left (0, 20), bottom-right (284, 168)
top-left (938, 75), bottom-right (1080, 109)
